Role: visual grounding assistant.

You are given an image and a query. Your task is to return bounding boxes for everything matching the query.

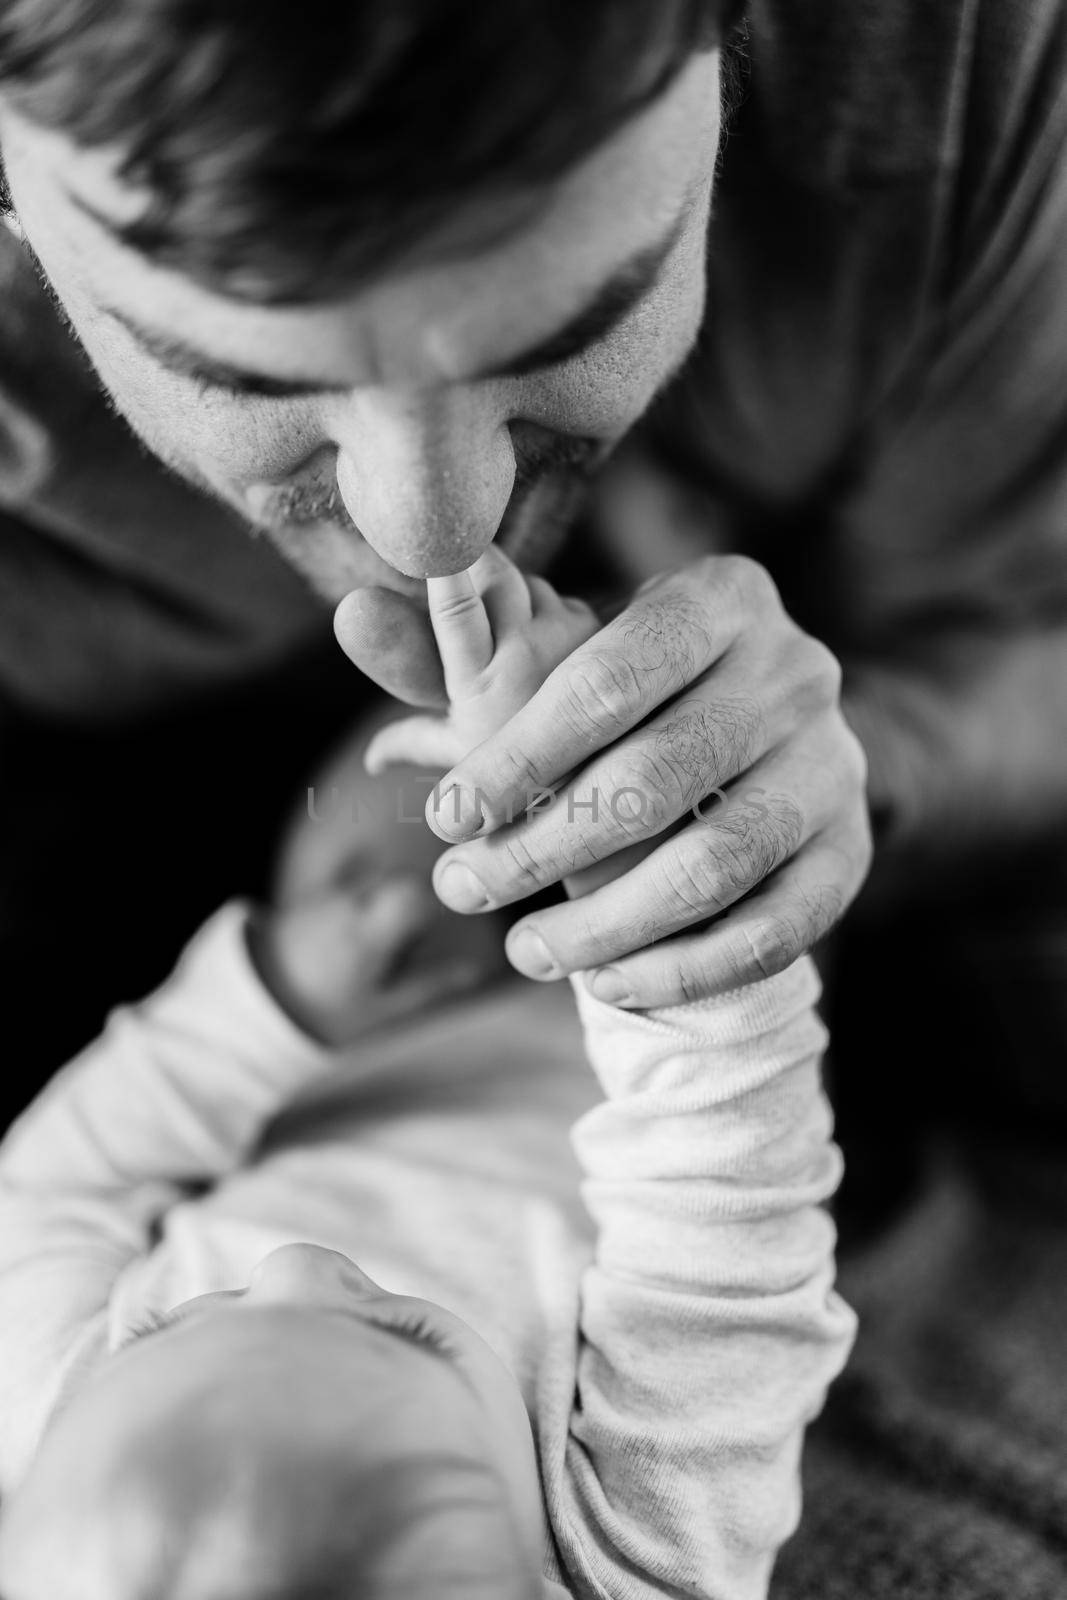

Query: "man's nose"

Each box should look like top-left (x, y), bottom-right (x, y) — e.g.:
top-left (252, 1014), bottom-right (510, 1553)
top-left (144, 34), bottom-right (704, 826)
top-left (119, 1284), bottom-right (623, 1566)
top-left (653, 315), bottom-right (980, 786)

top-left (330, 388), bottom-right (516, 578)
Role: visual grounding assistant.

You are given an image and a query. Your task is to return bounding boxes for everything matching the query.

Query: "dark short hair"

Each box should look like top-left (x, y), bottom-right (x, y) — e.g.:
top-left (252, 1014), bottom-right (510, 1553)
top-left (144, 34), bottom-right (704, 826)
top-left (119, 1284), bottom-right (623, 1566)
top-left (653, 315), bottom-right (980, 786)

top-left (0, 0), bottom-right (744, 304)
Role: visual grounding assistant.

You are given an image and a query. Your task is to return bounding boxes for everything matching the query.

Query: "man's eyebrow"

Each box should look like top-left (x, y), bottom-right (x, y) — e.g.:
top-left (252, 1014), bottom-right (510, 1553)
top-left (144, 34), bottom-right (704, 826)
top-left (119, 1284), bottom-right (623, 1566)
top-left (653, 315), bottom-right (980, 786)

top-left (100, 308), bottom-right (357, 399)
top-left (101, 201), bottom-right (693, 398)
top-left (476, 207), bottom-right (690, 380)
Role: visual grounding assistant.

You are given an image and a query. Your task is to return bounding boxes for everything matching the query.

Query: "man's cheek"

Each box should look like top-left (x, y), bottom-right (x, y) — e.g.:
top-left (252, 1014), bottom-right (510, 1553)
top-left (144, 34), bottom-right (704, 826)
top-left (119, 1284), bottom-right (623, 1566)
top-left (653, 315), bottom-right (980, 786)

top-left (82, 346), bottom-right (321, 490)
top-left (521, 315), bottom-right (703, 440)
top-left (77, 351), bottom-right (220, 477)
top-left (517, 256), bottom-right (707, 442)
top-left (40, 304), bottom-right (185, 454)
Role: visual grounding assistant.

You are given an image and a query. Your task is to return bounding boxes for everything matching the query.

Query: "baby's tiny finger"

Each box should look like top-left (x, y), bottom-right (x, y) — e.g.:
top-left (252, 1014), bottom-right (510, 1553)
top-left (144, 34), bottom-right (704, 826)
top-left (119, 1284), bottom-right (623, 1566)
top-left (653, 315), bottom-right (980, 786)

top-left (427, 569), bottom-right (494, 689)
top-left (364, 715), bottom-right (462, 776)
top-left (472, 545), bottom-right (535, 635)
top-left (525, 574), bottom-right (564, 617)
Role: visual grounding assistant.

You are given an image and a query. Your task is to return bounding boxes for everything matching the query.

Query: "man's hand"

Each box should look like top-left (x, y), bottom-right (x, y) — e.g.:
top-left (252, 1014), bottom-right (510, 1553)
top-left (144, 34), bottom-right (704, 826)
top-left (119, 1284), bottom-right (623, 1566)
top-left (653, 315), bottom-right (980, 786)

top-left (415, 555), bottom-right (871, 1008)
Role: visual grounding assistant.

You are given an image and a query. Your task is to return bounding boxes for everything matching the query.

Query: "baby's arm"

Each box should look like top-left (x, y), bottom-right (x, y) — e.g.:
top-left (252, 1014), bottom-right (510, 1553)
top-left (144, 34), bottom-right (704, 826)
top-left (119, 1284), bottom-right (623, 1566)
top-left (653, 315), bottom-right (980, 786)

top-left (0, 878), bottom-right (434, 1493)
top-left (370, 552), bottom-right (855, 1596)
top-left (545, 963), bottom-right (855, 1599)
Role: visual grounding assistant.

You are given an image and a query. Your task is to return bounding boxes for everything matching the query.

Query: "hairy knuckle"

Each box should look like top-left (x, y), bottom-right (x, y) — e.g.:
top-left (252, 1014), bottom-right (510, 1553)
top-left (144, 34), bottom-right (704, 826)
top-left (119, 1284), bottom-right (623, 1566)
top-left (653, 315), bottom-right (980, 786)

top-left (565, 652), bottom-right (647, 731)
top-left (718, 827), bottom-right (766, 895)
top-left (702, 694), bottom-right (764, 778)
top-left (717, 793), bottom-right (801, 879)
top-left (663, 834), bottom-right (727, 917)
top-left (657, 717), bottom-right (716, 801)
top-left (611, 746), bottom-right (692, 829)
top-left (620, 599), bottom-right (708, 689)
top-left (595, 762), bottom-right (667, 840)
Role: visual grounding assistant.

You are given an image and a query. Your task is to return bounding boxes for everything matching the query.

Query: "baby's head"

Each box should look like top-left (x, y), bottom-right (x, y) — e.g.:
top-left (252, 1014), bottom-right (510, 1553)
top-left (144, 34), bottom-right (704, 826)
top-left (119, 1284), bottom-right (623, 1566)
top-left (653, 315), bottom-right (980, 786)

top-left (0, 1246), bottom-right (544, 1600)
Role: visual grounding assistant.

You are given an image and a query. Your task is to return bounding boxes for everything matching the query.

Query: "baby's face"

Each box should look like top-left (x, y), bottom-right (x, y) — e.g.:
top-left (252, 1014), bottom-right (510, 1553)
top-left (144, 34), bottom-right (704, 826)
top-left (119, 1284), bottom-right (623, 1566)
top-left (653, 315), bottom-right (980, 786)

top-left (0, 1245), bottom-right (544, 1600)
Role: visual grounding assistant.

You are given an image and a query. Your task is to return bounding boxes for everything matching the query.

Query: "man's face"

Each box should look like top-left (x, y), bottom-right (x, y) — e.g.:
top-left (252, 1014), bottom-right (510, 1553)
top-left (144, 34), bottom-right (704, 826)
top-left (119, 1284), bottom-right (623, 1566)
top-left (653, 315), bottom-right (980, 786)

top-left (0, 53), bottom-right (721, 599)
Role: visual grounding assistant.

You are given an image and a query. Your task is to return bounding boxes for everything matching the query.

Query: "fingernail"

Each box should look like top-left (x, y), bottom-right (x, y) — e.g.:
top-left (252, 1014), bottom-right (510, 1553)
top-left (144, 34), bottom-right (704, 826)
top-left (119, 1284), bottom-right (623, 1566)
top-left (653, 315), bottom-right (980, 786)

top-left (508, 927), bottom-right (560, 980)
top-left (433, 783), bottom-right (484, 840)
top-left (588, 967), bottom-right (634, 1006)
top-left (435, 860), bottom-right (491, 912)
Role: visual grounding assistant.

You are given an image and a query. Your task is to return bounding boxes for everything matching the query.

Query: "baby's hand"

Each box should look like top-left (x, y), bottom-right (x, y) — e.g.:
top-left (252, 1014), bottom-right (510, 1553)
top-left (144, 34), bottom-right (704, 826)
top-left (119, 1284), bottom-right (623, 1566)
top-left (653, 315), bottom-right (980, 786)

top-left (363, 548), bottom-right (599, 776)
top-left (363, 549), bottom-right (649, 911)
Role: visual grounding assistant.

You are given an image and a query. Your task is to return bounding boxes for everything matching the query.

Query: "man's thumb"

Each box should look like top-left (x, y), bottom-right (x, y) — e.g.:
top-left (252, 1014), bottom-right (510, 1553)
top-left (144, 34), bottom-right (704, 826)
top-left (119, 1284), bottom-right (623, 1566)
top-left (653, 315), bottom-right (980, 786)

top-left (334, 587), bottom-right (447, 709)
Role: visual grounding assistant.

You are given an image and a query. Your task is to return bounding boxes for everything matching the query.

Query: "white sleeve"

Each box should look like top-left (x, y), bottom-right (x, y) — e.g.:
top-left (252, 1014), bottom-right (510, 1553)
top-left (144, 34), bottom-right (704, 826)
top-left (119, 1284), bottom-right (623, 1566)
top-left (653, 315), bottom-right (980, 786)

top-left (0, 901), bottom-right (333, 1493)
top-left (541, 957), bottom-right (856, 1600)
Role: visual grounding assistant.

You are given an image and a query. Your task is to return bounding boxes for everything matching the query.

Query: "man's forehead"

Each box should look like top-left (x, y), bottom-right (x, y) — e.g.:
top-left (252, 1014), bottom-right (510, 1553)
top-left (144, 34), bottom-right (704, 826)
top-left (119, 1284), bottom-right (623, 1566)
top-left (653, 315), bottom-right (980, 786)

top-left (2, 53), bottom-right (719, 383)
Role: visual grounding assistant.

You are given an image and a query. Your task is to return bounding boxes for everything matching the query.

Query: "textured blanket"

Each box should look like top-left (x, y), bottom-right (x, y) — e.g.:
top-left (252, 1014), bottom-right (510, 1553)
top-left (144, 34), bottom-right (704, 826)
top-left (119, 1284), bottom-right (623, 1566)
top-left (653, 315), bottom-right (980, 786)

top-left (774, 1145), bottom-right (1067, 1599)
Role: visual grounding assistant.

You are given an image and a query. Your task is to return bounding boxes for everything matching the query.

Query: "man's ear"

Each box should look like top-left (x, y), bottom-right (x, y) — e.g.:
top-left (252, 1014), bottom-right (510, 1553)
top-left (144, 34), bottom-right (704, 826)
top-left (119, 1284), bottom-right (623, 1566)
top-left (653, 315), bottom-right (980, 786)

top-left (0, 387), bottom-right (52, 501)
